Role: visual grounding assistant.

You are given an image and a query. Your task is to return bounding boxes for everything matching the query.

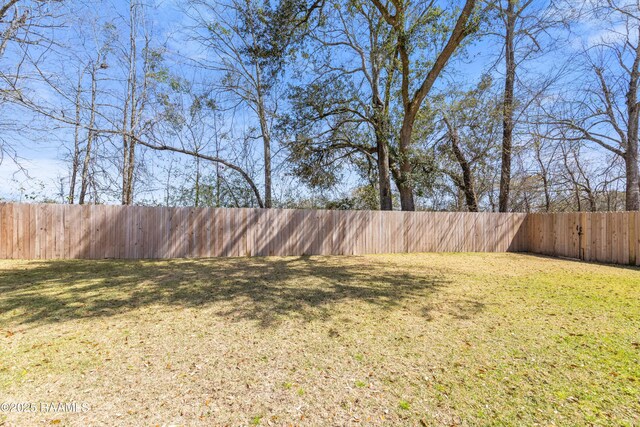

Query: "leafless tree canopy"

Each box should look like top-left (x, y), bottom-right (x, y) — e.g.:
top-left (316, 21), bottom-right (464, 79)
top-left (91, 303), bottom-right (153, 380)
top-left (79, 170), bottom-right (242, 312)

top-left (0, 0), bottom-right (638, 212)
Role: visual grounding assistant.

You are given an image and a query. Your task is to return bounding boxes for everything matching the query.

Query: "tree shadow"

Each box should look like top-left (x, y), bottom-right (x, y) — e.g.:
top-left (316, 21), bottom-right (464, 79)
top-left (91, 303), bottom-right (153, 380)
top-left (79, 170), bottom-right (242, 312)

top-left (519, 252), bottom-right (640, 272)
top-left (0, 256), bottom-right (481, 328)
top-left (1, 203), bottom-right (530, 260)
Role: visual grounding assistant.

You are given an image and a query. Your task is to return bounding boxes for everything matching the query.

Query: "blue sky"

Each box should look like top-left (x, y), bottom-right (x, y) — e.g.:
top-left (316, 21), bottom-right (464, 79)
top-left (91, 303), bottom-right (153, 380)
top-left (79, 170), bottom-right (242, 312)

top-left (0, 0), bottom-right (615, 204)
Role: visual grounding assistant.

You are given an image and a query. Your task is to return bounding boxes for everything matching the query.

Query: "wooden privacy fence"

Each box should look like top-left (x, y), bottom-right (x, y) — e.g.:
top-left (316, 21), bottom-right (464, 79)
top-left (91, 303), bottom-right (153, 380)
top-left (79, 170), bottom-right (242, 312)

top-left (1, 203), bottom-right (639, 266)
top-left (525, 212), bottom-right (640, 266)
top-left (0, 203), bottom-right (528, 259)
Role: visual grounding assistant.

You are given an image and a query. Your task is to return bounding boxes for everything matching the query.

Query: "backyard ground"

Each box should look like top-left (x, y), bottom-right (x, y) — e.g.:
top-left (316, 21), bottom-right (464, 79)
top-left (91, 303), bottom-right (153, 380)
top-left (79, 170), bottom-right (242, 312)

top-left (0, 253), bottom-right (638, 426)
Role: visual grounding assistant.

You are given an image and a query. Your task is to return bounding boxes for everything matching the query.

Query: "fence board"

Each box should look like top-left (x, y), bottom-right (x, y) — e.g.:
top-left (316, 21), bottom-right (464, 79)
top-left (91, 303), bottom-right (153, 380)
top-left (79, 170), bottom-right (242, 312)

top-left (2, 203), bottom-right (635, 266)
top-left (523, 211), bottom-right (640, 266)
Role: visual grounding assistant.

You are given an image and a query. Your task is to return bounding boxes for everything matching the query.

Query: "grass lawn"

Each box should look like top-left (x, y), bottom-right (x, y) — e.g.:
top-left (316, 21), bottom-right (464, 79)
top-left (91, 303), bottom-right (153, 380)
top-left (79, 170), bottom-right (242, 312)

top-left (0, 253), bottom-right (639, 426)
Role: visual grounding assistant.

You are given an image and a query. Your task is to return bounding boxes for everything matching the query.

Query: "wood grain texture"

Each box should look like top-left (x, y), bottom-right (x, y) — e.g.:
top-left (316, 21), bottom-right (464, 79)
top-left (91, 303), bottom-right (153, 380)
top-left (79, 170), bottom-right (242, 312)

top-left (18, 203), bottom-right (640, 264)
top-left (525, 212), bottom-right (640, 266)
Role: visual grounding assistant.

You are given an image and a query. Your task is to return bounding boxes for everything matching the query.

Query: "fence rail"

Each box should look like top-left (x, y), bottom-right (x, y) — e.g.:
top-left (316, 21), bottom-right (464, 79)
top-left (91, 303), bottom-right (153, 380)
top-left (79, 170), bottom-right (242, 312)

top-left (0, 203), bottom-right (528, 259)
top-left (1, 203), bottom-right (639, 266)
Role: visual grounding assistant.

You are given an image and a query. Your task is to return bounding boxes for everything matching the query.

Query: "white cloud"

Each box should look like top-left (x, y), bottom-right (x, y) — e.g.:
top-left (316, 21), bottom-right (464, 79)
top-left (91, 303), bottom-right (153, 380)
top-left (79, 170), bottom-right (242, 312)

top-left (585, 22), bottom-right (628, 47)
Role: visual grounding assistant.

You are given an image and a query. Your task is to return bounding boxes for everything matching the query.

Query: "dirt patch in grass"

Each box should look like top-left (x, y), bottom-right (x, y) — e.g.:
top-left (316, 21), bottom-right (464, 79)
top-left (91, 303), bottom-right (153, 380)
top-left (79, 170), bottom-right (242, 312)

top-left (0, 253), bottom-right (638, 426)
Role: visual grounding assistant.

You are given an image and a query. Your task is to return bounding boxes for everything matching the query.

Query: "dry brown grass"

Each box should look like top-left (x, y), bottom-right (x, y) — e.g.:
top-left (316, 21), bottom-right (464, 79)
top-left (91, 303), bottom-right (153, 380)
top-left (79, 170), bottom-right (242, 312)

top-left (0, 253), bottom-right (639, 426)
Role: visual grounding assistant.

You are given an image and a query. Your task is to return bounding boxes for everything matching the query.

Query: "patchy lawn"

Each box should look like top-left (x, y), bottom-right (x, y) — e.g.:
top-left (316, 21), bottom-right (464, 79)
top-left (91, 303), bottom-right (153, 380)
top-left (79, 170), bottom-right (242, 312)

top-left (0, 253), bottom-right (638, 426)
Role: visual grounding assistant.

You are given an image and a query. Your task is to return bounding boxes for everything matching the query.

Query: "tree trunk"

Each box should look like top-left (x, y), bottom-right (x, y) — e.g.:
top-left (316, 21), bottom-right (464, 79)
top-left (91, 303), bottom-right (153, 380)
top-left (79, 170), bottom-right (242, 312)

top-left (625, 27), bottom-right (640, 211)
top-left (214, 113), bottom-right (221, 207)
top-left (376, 138), bottom-right (393, 210)
top-left (372, 102), bottom-right (393, 210)
top-left (499, 0), bottom-right (516, 213)
top-left (194, 155), bottom-right (200, 207)
top-left (449, 127), bottom-right (478, 212)
top-left (444, 118), bottom-right (478, 212)
top-left (122, 0), bottom-right (138, 205)
top-left (534, 144), bottom-right (551, 212)
top-left (562, 146), bottom-right (583, 211)
top-left (263, 132), bottom-right (272, 208)
top-left (257, 103), bottom-right (272, 208)
top-left (124, 135), bottom-right (136, 204)
top-left (541, 173), bottom-right (551, 212)
top-left (68, 73), bottom-right (83, 204)
top-left (254, 62), bottom-right (272, 209)
top-left (79, 66), bottom-right (97, 205)
top-left (625, 147), bottom-right (639, 210)
top-left (78, 129), bottom-right (94, 204)
top-left (586, 188), bottom-right (597, 212)
top-left (398, 121), bottom-right (415, 211)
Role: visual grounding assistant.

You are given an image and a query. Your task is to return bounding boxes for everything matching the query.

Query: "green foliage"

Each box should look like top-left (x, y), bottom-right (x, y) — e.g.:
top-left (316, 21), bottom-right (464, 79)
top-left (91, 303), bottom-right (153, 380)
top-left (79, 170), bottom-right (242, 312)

top-left (325, 186), bottom-right (380, 210)
top-left (423, 74), bottom-right (502, 209)
top-left (165, 171), bottom-right (259, 209)
top-left (282, 74), bottom-right (374, 191)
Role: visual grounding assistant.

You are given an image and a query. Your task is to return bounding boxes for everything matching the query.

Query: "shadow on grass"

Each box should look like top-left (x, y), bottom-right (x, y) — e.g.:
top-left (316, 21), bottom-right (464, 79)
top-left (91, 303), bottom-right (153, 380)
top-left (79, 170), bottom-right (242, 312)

top-left (520, 252), bottom-right (640, 272)
top-left (0, 256), bottom-right (479, 328)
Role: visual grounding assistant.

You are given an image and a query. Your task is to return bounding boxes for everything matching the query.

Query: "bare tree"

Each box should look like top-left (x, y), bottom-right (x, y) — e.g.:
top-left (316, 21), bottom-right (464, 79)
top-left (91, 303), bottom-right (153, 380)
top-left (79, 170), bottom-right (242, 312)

top-left (0, 0), bottom-right (62, 57)
top-left (552, 1), bottom-right (640, 210)
top-left (186, 0), bottom-right (296, 208)
top-left (532, 136), bottom-right (554, 212)
top-left (78, 59), bottom-right (100, 204)
top-left (119, 0), bottom-right (151, 205)
top-left (497, 0), bottom-right (517, 212)
top-left (68, 68), bottom-right (83, 203)
top-left (0, 0), bottom-right (65, 166)
top-left (489, 0), bottom-right (566, 212)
